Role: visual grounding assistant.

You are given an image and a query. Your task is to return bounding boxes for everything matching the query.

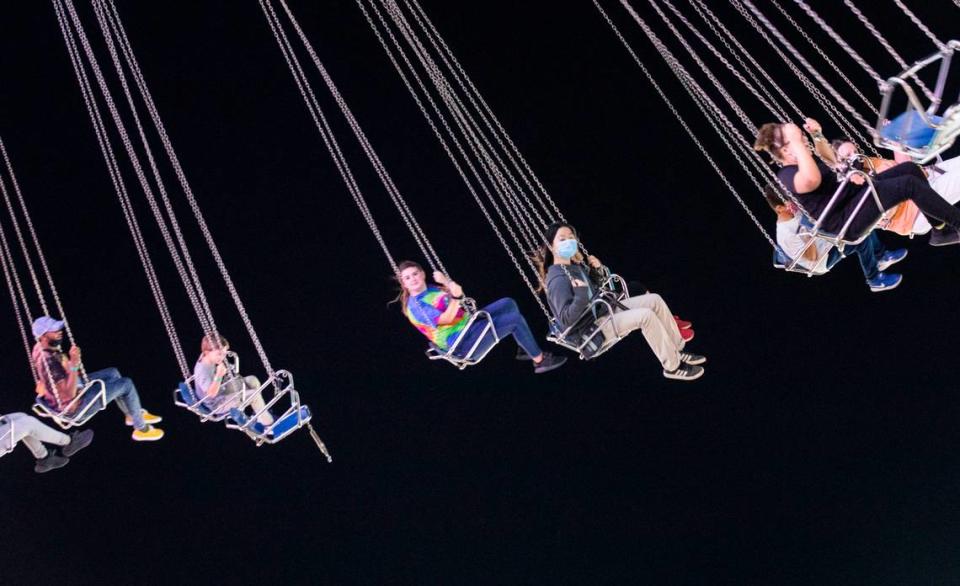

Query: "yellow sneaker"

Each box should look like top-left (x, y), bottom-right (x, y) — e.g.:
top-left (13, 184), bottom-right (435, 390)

top-left (125, 410), bottom-right (163, 426)
top-left (131, 425), bottom-right (165, 442)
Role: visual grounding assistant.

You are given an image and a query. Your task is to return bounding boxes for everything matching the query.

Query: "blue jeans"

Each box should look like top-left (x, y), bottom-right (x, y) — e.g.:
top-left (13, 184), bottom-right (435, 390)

top-left (79, 367), bottom-right (146, 430)
top-left (827, 231), bottom-right (886, 280)
top-left (452, 298), bottom-right (543, 359)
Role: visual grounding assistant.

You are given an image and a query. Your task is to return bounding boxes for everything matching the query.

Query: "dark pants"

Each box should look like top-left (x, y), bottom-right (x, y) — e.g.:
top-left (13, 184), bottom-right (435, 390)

top-left (847, 163), bottom-right (960, 237)
top-left (453, 298), bottom-right (543, 359)
top-left (827, 231), bottom-right (885, 280)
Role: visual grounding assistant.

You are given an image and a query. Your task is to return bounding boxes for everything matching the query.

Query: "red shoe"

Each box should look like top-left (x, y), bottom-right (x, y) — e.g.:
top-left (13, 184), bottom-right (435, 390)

top-left (680, 328), bottom-right (695, 343)
top-left (674, 315), bottom-right (693, 330)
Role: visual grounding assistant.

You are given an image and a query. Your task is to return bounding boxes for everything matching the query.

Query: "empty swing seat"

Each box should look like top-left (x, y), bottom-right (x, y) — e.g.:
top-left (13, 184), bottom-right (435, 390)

top-left (880, 110), bottom-right (943, 149)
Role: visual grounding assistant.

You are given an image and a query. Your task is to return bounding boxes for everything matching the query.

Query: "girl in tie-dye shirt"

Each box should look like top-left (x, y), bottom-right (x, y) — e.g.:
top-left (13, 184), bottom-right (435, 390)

top-left (395, 260), bottom-right (567, 374)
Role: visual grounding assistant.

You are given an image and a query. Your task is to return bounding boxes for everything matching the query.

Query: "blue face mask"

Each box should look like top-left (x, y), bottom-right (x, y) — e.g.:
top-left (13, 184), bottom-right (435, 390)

top-left (556, 238), bottom-right (579, 260)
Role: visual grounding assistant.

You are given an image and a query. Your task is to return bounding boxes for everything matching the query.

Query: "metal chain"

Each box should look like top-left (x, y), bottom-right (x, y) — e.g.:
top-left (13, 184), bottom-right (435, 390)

top-left (0, 186), bottom-right (42, 379)
top-left (404, 0), bottom-right (565, 225)
top-left (891, 0), bottom-right (945, 50)
top-left (734, 0), bottom-right (879, 155)
top-left (647, 0), bottom-right (756, 134)
top-left (357, 0), bottom-right (551, 317)
top-left (64, 0), bottom-right (215, 342)
top-left (594, 0), bottom-right (780, 251)
top-left (0, 137), bottom-right (85, 358)
top-left (0, 215), bottom-right (37, 383)
top-left (400, 0), bottom-right (553, 232)
top-left (0, 146), bottom-right (49, 318)
top-left (259, 0), bottom-right (399, 276)
top-left (101, 0), bottom-right (277, 378)
top-left (687, 0), bottom-right (797, 121)
top-left (789, 0), bottom-right (884, 85)
top-left (53, 0), bottom-right (189, 378)
top-left (273, 0), bottom-right (448, 277)
top-left (93, 1), bottom-right (218, 336)
top-left (382, 0), bottom-right (544, 254)
top-left (769, 0), bottom-right (879, 115)
top-left (658, 0), bottom-right (783, 121)
top-left (621, 0), bottom-right (805, 214)
top-left (841, 0), bottom-right (937, 102)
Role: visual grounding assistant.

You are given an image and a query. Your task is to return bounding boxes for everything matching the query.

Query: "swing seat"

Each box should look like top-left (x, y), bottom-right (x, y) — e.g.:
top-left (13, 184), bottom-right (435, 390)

top-left (875, 40), bottom-right (960, 163)
top-left (424, 308), bottom-right (499, 370)
top-left (222, 369), bottom-right (312, 445)
top-left (172, 380), bottom-right (232, 422)
top-left (547, 274), bottom-right (631, 360)
top-left (31, 378), bottom-right (108, 430)
top-left (880, 110), bottom-right (943, 149)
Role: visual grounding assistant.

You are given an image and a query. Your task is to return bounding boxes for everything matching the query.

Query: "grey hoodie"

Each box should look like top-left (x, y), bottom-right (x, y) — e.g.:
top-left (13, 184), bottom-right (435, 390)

top-left (545, 264), bottom-right (594, 331)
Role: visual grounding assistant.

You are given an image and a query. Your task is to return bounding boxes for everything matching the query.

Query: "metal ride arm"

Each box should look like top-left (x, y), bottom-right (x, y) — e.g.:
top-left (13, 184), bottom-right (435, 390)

top-left (876, 40), bottom-right (960, 163)
top-left (424, 301), bottom-right (500, 370)
top-left (32, 378), bottom-right (107, 430)
top-left (547, 274), bottom-right (630, 360)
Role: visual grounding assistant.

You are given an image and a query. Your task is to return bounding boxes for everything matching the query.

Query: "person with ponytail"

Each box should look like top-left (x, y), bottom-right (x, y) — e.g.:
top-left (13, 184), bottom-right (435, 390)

top-left (535, 223), bottom-right (705, 381)
top-left (395, 260), bottom-right (567, 374)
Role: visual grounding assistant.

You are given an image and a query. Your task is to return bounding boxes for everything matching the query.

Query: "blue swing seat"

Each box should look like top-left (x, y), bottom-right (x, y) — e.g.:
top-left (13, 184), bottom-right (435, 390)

top-left (880, 110), bottom-right (943, 149)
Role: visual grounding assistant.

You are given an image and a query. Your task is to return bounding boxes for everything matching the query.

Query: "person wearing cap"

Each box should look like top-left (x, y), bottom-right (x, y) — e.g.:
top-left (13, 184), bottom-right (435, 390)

top-left (0, 412), bottom-right (94, 473)
top-left (31, 316), bottom-right (165, 442)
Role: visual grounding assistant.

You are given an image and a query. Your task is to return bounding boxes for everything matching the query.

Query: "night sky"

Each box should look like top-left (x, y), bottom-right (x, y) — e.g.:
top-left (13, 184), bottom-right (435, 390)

top-left (3, 1), bottom-right (960, 584)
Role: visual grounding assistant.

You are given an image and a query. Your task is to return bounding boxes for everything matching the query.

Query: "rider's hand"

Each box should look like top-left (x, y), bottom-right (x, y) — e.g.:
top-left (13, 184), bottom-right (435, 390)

top-left (215, 362), bottom-right (227, 379)
top-left (802, 118), bottom-right (822, 135)
top-left (447, 281), bottom-right (464, 299)
top-left (68, 346), bottom-right (81, 365)
top-left (432, 271), bottom-right (448, 286)
top-left (782, 123), bottom-right (803, 142)
top-left (587, 255), bottom-right (602, 269)
top-left (571, 279), bottom-right (588, 288)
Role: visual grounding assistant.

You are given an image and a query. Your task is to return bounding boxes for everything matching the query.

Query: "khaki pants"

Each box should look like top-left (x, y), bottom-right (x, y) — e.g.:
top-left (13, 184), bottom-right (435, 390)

top-left (0, 412), bottom-right (70, 459)
top-left (214, 375), bottom-right (275, 425)
top-left (598, 293), bottom-right (684, 371)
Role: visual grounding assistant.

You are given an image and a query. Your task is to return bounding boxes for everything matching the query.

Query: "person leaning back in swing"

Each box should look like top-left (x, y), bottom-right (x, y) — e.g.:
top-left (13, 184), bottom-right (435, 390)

top-left (31, 316), bottom-right (164, 441)
top-left (753, 118), bottom-right (960, 246)
top-left (536, 222), bottom-right (705, 382)
top-left (396, 261), bottom-right (567, 373)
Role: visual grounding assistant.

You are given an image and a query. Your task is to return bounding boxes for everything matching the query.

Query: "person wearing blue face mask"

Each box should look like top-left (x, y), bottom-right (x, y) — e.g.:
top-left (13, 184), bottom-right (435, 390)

top-left (536, 222), bottom-right (705, 381)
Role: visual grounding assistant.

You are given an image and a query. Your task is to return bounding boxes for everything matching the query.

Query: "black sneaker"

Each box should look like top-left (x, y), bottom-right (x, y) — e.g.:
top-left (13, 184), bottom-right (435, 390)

top-left (35, 452), bottom-right (70, 474)
top-left (533, 352), bottom-right (567, 374)
top-left (929, 227), bottom-right (960, 247)
top-left (679, 352), bottom-right (707, 366)
top-left (663, 363), bottom-right (705, 381)
top-left (61, 429), bottom-right (94, 458)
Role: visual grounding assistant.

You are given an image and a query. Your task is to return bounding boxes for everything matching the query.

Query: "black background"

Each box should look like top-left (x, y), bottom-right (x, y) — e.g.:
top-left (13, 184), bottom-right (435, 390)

top-left (2, 1), bottom-right (960, 584)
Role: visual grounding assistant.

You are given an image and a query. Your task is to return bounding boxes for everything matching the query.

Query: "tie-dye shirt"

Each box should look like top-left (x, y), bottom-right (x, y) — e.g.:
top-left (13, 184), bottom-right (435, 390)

top-left (404, 287), bottom-right (468, 351)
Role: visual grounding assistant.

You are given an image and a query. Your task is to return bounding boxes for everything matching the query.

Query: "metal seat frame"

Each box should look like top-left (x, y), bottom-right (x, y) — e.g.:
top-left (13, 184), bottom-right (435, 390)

top-left (546, 273), bottom-right (631, 360)
top-left (32, 378), bottom-right (108, 430)
top-left (424, 301), bottom-right (500, 370)
top-left (876, 40), bottom-right (960, 164)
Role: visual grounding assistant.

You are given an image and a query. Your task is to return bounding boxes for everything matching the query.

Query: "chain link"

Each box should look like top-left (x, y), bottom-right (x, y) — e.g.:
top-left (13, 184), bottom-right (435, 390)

top-left (357, 0), bottom-right (551, 317)
top-left (841, 0), bottom-right (937, 102)
top-left (768, 0), bottom-right (878, 115)
top-left (891, 0), bottom-right (944, 50)
top-left (594, 0), bottom-right (781, 251)
top-left (274, 0), bottom-right (449, 277)
top-left (734, 0), bottom-right (879, 156)
top-left (100, 0), bottom-right (277, 379)
top-left (54, 0), bottom-right (190, 378)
